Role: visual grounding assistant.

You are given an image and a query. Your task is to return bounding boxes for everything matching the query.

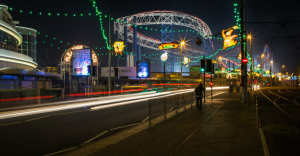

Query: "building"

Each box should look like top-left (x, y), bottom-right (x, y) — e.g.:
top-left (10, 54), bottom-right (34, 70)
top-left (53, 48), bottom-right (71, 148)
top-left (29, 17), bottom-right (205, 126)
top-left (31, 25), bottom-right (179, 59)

top-left (0, 4), bottom-right (61, 102)
top-left (0, 5), bottom-right (37, 70)
top-left (15, 26), bottom-right (37, 63)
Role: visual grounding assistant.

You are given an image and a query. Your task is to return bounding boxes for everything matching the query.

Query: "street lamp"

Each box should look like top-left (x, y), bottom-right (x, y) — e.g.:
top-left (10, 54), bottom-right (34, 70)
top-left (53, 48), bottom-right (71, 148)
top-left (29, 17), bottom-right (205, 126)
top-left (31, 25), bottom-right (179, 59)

top-left (180, 41), bottom-right (185, 89)
top-left (247, 35), bottom-right (253, 88)
top-left (261, 54), bottom-right (264, 86)
top-left (270, 60), bottom-right (273, 87)
top-left (108, 13), bottom-right (114, 95)
top-left (282, 65), bottom-right (285, 86)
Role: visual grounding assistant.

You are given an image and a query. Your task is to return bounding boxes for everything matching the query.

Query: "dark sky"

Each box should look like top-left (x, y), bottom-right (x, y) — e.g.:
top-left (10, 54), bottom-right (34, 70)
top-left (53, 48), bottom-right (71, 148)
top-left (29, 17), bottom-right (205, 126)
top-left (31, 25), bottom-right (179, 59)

top-left (3, 0), bottom-right (300, 74)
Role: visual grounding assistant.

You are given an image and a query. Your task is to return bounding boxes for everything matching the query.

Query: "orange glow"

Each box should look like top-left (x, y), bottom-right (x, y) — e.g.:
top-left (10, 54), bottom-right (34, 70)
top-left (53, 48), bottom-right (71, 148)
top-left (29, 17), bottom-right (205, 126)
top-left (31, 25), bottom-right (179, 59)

top-left (0, 96), bottom-right (53, 103)
top-left (222, 29), bottom-right (238, 50)
top-left (158, 42), bottom-right (179, 50)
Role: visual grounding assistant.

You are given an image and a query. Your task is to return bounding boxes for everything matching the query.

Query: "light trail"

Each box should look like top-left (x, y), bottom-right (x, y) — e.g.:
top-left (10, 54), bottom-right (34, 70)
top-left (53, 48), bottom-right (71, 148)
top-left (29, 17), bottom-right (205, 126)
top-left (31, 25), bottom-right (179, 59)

top-left (0, 90), bottom-right (193, 120)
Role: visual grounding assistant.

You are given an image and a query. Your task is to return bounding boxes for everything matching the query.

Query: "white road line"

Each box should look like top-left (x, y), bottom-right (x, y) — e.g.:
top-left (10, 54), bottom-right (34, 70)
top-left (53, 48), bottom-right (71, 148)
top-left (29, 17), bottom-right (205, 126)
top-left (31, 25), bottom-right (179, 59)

top-left (142, 116), bottom-right (150, 122)
top-left (0, 121), bottom-right (22, 126)
top-left (259, 128), bottom-right (270, 156)
top-left (109, 122), bottom-right (141, 131)
top-left (81, 131), bottom-right (108, 145)
top-left (43, 147), bottom-right (77, 156)
top-left (24, 115), bottom-right (50, 122)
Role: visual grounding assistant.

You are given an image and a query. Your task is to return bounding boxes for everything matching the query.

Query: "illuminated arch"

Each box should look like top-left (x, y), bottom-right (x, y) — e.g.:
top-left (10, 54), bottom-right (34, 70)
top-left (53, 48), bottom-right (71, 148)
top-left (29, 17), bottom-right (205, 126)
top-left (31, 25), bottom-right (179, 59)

top-left (61, 45), bottom-right (98, 65)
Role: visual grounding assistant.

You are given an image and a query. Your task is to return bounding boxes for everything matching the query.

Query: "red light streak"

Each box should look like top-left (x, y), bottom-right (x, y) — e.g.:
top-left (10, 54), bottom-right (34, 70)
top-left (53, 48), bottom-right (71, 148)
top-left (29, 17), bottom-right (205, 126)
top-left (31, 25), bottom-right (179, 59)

top-left (0, 96), bottom-right (53, 102)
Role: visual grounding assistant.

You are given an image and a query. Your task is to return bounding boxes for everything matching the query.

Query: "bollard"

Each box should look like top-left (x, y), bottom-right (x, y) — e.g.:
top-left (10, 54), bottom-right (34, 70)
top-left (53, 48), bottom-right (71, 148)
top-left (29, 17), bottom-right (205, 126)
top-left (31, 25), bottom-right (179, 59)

top-left (148, 99), bottom-right (151, 126)
top-left (256, 96), bottom-right (259, 128)
top-left (176, 94), bottom-right (178, 114)
top-left (164, 96), bottom-right (166, 119)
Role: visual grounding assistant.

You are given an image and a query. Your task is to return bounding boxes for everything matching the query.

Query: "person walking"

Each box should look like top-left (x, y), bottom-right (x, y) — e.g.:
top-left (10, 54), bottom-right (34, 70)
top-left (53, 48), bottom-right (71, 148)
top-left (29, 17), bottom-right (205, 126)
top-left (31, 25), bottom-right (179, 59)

top-left (194, 83), bottom-right (204, 110)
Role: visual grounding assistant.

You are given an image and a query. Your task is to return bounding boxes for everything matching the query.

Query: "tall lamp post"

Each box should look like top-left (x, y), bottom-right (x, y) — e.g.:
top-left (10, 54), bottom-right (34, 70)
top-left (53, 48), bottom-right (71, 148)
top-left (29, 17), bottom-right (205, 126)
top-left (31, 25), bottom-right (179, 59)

top-left (261, 54), bottom-right (264, 86)
top-left (270, 60), bottom-right (273, 87)
top-left (248, 35), bottom-right (253, 88)
top-left (108, 13), bottom-right (114, 95)
top-left (180, 41), bottom-right (185, 89)
top-left (282, 65), bottom-right (285, 86)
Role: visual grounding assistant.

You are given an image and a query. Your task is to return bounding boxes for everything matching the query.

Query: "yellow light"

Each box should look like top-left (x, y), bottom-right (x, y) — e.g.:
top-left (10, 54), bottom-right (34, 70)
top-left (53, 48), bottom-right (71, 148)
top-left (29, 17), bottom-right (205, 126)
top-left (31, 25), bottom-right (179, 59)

top-left (113, 41), bottom-right (126, 55)
top-left (158, 42), bottom-right (179, 50)
top-left (0, 25), bottom-right (22, 45)
top-left (282, 65), bottom-right (285, 68)
top-left (181, 41), bottom-right (185, 45)
top-left (0, 57), bottom-right (37, 68)
top-left (232, 25), bottom-right (239, 29)
top-left (247, 35), bottom-right (251, 39)
top-left (261, 54), bottom-right (264, 57)
top-left (222, 28), bottom-right (238, 50)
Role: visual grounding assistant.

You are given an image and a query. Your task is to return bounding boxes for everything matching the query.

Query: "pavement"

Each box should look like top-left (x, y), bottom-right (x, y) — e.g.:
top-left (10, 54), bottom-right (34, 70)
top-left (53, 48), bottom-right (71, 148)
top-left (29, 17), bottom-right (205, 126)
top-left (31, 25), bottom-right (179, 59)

top-left (65, 92), bottom-right (265, 156)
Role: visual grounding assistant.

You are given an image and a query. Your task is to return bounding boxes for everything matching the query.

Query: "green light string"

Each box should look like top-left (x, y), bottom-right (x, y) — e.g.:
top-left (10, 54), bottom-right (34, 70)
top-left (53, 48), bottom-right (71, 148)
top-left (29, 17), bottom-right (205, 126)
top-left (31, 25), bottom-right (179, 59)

top-left (8, 7), bottom-right (98, 17)
top-left (91, 0), bottom-right (110, 50)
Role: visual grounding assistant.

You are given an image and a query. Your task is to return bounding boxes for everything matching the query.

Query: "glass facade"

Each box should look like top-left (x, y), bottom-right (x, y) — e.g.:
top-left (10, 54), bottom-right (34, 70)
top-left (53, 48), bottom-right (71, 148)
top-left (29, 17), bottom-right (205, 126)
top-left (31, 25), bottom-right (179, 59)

top-left (0, 30), bottom-right (19, 52)
top-left (18, 34), bottom-right (37, 62)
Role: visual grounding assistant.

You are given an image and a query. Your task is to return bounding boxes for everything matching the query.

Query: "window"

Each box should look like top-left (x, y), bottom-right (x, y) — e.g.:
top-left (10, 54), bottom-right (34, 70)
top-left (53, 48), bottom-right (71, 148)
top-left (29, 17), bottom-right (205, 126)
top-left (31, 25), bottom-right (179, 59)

top-left (18, 50), bottom-right (22, 53)
top-left (0, 30), bottom-right (2, 43)
top-left (23, 49), bottom-right (28, 55)
top-left (214, 74), bottom-right (218, 78)
top-left (22, 34), bottom-right (27, 42)
top-left (219, 74), bottom-right (222, 78)
top-left (28, 35), bottom-right (32, 42)
top-left (28, 51), bottom-right (32, 57)
top-left (28, 43), bottom-right (32, 51)
top-left (22, 42), bottom-right (27, 50)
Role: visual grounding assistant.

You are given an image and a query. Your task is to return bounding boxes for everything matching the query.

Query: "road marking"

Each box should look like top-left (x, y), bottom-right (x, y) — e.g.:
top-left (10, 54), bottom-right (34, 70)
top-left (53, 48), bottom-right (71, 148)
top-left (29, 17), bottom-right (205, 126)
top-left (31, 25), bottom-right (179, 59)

top-left (0, 121), bottom-right (22, 126)
top-left (81, 131), bottom-right (108, 145)
top-left (169, 107), bottom-right (173, 112)
top-left (268, 90), bottom-right (300, 106)
top-left (109, 122), bottom-right (141, 131)
top-left (44, 147), bottom-right (77, 156)
top-left (259, 128), bottom-right (270, 156)
top-left (24, 115), bottom-right (50, 122)
top-left (142, 116), bottom-right (150, 122)
top-left (53, 110), bottom-right (83, 116)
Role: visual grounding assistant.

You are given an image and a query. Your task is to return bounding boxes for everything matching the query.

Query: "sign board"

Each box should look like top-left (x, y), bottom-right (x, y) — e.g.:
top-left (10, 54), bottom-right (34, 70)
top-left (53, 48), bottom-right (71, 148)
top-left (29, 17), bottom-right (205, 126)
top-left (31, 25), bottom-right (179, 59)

top-left (113, 41), bottom-right (126, 56)
top-left (24, 76), bottom-right (35, 81)
top-left (158, 42), bottom-right (179, 50)
top-left (73, 49), bottom-right (91, 76)
top-left (101, 67), bottom-right (136, 77)
top-left (160, 52), bottom-right (168, 62)
top-left (136, 59), bottom-right (151, 78)
top-left (0, 75), bottom-right (17, 80)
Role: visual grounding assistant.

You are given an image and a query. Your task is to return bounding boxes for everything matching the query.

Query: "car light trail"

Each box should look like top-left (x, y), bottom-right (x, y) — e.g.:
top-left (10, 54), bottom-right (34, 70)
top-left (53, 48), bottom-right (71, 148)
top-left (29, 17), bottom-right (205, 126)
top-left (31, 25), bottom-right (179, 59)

top-left (0, 90), bottom-right (194, 120)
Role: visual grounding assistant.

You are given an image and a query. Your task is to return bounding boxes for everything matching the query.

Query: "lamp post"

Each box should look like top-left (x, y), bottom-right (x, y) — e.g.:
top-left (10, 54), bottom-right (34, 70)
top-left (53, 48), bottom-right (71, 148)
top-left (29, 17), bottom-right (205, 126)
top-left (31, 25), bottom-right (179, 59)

top-left (270, 60), bottom-right (273, 87)
top-left (248, 35), bottom-right (253, 88)
top-left (180, 41), bottom-right (184, 89)
top-left (282, 65), bottom-right (285, 86)
top-left (261, 54), bottom-right (264, 86)
top-left (108, 13), bottom-right (114, 95)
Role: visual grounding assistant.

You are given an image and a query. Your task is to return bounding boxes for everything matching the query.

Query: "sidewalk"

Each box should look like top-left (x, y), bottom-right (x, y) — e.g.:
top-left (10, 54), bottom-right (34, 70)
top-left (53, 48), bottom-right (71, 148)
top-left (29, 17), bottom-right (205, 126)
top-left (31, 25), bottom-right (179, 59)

top-left (64, 92), bottom-right (266, 156)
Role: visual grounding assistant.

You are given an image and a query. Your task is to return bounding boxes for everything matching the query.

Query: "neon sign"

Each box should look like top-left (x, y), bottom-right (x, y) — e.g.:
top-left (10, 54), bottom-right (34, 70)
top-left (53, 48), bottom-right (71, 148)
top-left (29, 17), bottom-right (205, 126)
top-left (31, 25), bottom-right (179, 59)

top-left (158, 42), bottom-right (179, 50)
top-left (160, 52), bottom-right (168, 62)
top-left (113, 41), bottom-right (126, 56)
top-left (222, 26), bottom-right (239, 50)
top-left (183, 57), bottom-right (191, 67)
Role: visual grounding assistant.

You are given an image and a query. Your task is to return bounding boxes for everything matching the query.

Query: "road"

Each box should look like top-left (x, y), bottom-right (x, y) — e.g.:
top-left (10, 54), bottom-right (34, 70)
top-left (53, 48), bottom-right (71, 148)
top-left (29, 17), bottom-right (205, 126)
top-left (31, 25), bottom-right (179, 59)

top-left (257, 87), bottom-right (300, 156)
top-left (0, 88), bottom-right (226, 156)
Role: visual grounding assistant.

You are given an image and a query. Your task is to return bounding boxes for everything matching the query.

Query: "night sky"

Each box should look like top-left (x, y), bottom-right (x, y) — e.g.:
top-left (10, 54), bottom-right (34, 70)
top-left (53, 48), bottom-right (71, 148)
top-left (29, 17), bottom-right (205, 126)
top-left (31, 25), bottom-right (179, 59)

top-left (3, 0), bottom-right (300, 74)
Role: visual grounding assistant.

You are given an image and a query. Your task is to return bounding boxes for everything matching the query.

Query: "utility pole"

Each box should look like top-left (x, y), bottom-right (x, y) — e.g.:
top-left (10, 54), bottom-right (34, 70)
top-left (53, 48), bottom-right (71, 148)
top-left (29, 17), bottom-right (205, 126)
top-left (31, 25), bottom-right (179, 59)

top-left (296, 57), bottom-right (299, 89)
top-left (204, 57), bottom-right (206, 102)
top-left (108, 13), bottom-right (114, 95)
top-left (240, 0), bottom-right (247, 103)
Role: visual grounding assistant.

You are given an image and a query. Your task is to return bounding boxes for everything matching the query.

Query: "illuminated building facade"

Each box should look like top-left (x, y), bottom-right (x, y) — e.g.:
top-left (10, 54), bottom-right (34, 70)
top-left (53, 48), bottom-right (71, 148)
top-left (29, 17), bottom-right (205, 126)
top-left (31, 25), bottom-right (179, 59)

top-left (0, 4), bottom-right (37, 70)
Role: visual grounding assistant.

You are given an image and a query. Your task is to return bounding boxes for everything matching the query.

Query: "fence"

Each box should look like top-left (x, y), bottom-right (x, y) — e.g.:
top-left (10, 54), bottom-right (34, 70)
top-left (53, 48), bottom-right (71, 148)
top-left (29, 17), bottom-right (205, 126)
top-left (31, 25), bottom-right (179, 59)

top-left (148, 91), bottom-right (195, 126)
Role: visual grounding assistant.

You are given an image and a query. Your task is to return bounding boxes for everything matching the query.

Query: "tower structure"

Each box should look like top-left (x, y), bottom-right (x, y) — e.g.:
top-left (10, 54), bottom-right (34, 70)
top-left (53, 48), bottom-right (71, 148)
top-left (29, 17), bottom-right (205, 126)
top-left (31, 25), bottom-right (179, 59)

top-left (161, 22), bottom-right (174, 72)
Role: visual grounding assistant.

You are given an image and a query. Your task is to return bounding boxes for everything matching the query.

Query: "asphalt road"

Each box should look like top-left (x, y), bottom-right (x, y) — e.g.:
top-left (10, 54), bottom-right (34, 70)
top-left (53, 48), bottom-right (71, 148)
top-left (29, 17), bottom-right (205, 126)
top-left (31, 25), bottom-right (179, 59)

top-left (0, 89), bottom-right (225, 156)
top-left (258, 88), bottom-right (300, 156)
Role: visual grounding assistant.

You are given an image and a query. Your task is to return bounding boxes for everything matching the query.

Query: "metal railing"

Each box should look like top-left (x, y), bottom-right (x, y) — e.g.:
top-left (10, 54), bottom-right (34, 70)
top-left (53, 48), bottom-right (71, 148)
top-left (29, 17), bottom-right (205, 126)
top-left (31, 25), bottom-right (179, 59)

top-left (148, 91), bottom-right (195, 126)
top-left (0, 42), bottom-right (18, 52)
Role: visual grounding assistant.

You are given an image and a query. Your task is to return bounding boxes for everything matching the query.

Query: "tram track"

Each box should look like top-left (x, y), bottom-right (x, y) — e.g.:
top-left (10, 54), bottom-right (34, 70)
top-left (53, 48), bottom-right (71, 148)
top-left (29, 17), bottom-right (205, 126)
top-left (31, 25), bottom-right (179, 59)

top-left (260, 89), bottom-right (300, 128)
